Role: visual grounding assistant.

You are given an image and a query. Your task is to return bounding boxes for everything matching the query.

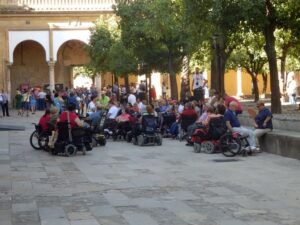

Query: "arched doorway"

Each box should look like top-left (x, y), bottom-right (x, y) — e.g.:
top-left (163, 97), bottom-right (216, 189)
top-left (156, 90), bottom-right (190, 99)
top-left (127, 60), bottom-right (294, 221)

top-left (11, 40), bottom-right (48, 93)
top-left (56, 39), bottom-right (90, 89)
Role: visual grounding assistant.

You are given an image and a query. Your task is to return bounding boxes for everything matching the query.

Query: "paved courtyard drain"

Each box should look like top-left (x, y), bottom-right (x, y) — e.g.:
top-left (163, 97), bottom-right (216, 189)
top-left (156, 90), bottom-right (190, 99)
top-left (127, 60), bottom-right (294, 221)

top-left (212, 159), bottom-right (242, 162)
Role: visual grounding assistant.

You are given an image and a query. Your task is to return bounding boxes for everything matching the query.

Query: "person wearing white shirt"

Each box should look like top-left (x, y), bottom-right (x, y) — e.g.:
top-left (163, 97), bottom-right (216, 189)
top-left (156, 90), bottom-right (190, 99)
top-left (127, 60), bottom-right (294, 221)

top-left (192, 67), bottom-right (207, 101)
top-left (128, 92), bottom-right (137, 106)
top-left (287, 76), bottom-right (297, 104)
top-left (88, 96), bottom-right (97, 112)
top-left (108, 102), bottom-right (120, 119)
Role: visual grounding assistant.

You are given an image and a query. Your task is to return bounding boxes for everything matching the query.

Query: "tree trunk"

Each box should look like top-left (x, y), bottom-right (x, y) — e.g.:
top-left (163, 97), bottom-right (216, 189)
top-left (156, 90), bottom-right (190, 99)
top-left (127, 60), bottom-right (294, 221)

top-left (147, 73), bottom-right (152, 104)
top-left (250, 74), bottom-right (260, 102)
top-left (181, 56), bottom-right (190, 100)
top-left (168, 52), bottom-right (178, 100)
top-left (210, 51), bottom-right (219, 92)
top-left (264, 0), bottom-right (282, 113)
top-left (262, 72), bottom-right (268, 97)
top-left (280, 50), bottom-right (287, 93)
top-left (211, 45), bottom-right (226, 94)
top-left (124, 73), bottom-right (130, 93)
top-left (219, 52), bottom-right (226, 95)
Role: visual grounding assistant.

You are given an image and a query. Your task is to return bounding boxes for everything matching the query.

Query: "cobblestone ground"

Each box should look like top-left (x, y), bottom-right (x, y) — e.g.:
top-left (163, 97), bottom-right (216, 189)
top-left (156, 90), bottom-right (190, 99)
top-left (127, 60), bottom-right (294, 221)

top-left (0, 112), bottom-right (300, 225)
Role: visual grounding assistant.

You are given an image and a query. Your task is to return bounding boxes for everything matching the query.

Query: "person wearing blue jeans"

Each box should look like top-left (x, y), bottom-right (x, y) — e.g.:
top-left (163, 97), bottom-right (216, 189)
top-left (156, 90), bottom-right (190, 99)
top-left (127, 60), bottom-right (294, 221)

top-left (224, 101), bottom-right (257, 151)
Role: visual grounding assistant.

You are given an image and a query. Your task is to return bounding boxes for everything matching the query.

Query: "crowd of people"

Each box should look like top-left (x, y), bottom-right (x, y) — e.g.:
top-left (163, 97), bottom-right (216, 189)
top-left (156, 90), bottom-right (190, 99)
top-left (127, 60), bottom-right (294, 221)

top-left (8, 66), bottom-right (274, 153)
top-left (29, 81), bottom-right (272, 153)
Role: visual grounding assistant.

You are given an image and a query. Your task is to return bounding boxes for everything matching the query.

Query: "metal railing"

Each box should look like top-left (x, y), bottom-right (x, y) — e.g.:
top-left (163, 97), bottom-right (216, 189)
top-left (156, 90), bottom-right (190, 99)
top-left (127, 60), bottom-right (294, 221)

top-left (0, 0), bottom-right (115, 11)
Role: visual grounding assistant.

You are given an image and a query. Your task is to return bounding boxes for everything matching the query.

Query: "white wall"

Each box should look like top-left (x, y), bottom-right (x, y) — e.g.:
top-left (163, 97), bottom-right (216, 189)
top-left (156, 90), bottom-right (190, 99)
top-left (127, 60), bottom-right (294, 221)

top-left (8, 31), bottom-right (50, 63)
top-left (53, 30), bottom-right (91, 61)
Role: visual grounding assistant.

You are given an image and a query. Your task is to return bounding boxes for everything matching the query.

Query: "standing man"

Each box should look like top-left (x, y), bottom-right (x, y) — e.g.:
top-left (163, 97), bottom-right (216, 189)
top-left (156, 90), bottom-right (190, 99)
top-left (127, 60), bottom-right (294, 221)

top-left (0, 90), bottom-right (9, 117)
top-left (112, 82), bottom-right (120, 101)
top-left (192, 67), bottom-right (207, 101)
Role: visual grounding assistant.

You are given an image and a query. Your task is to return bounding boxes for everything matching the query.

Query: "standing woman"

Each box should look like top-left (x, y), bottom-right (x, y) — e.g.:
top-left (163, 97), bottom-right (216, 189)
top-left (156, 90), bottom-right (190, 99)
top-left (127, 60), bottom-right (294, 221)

top-left (29, 89), bottom-right (37, 114)
top-left (45, 93), bottom-right (54, 110)
top-left (15, 90), bottom-right (23, 116)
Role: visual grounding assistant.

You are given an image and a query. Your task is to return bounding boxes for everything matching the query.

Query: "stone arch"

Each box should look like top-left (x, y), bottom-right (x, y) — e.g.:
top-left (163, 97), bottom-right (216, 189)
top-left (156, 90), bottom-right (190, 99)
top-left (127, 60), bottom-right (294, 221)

top-left (52, 30), bottom-right (90, 61)
top-left (11, 40), bottom-right (49, 93)
top-left (8, 31), bottom-right (50, 63)
top-left (55, 39), bottom-right (90, 89)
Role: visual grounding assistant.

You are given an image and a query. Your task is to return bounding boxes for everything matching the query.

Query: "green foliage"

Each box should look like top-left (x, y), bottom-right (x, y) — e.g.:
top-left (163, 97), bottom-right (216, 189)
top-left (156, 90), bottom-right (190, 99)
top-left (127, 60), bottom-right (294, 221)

top-left (87, 24), bottom-right (114, 74)
top-left (228, 31), bottom-right (268, 75)
top-left (107, 39), bottom-right (138, 77)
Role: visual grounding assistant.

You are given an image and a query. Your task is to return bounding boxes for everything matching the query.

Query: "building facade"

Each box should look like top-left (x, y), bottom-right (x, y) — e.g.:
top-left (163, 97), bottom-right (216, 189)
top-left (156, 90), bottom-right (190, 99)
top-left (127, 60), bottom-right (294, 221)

top-left (0, 0), bottom-right (116, 101)
top-left (0, 0), bottom-right (280, 101)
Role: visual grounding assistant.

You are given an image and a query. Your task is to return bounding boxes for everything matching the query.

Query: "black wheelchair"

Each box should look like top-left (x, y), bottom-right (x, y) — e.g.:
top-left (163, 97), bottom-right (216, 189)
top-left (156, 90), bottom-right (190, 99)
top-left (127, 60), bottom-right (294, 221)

top-left (178, 115), bottom-right (197, 141)
top-left (132, 115), bottom-right (162, 146)
top-left (30, 123), bottom-right (54, 151)
top-left (160, 112), bottom-right (177, 137)
top-left (53, 122), bottom-right (93, 156)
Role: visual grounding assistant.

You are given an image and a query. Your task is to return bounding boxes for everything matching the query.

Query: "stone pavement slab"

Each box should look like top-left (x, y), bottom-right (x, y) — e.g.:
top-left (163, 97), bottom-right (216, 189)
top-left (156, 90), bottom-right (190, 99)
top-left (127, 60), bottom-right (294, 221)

top-left (1, 112), bottom-right (300, 225)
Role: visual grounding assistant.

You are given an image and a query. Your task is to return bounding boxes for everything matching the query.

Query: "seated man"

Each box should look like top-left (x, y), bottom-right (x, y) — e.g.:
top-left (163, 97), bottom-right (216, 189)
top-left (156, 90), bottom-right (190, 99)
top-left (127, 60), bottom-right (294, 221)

top-left (253, 101), bottom-right (273, 146)
top-left (224, 101), bottom-right (257, 151)
top-left (107, 102), bottom-right (120, 120)
top-left (88, 104), bottom-right (103, 129)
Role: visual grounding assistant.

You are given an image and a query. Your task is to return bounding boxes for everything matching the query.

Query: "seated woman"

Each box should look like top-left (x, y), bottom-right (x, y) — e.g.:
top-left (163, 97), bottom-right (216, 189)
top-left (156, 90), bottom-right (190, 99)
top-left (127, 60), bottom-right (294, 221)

top-left (49, 107), bottom-right (59, 128)
top-left (38, 109), bottom-right (51, 132)
top-left (191, 104), bottom-right (227, 143)
top-left (116, 108), bottom-right (131, 123)
top-left (57, 103), bottom-right (84, 128)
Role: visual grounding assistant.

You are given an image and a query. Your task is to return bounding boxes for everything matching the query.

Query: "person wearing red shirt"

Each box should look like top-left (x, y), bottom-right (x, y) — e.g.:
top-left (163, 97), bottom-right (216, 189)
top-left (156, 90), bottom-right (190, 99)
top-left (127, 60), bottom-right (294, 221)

top-left (223, 93), bottom-right (243, 114)
top-left (57, 104), bottom-right (83, 128)
top-left (180, 103), bottom-right (198, 121)
top-left (38, 109), bottom-right (51, 131)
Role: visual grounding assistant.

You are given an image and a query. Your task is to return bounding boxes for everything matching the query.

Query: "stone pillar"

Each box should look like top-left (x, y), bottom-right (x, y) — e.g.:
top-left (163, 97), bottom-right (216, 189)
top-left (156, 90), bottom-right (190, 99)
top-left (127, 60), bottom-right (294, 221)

top-left (48, 61), bottom-right (56, 93)
top-left (6, 63), bottom-right (12, 102)
top-left (236, 68), bottom-right (243, 97)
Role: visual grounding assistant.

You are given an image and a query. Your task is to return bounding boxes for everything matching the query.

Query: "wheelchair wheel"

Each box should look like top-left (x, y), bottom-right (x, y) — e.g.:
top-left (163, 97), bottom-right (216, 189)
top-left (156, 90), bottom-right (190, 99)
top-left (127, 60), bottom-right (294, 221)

top-left (65, 144), bottom-right (77, 157)
top-left (156, 135), bottom-right (162, 146)
top-left (201, 141), bottom-right (215, 154)
top-left (82, 147), bottom-right (86, 155)
top-left (30, 130), bottom-right (41, 150)
top-left (92, 137), bottom-right (98, 147)
top-left (193, 143), bottom-right (201, 153)
top-left (137, 135), bottom-right (144, 146)
top-left (99, 138), bottom-right (106, 146)
top-left (38, 132), bottom-right (49, 151)
top-left (220, 133), bottom-right (241, 157)
top-left (126, 133), bottom-right (132, 143)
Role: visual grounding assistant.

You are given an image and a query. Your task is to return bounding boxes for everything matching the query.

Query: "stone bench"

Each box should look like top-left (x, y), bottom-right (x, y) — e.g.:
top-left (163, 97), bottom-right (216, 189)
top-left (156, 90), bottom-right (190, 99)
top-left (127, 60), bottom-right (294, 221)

top-left (238, 114), bottom-right (300, 160)
top-left (259, 129), bottom-right (300, 160)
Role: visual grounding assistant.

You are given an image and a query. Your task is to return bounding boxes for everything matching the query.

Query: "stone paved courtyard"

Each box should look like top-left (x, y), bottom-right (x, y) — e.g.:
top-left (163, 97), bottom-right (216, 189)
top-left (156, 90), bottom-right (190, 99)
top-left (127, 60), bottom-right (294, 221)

top-left (0, 112), bottom-right (300, 225)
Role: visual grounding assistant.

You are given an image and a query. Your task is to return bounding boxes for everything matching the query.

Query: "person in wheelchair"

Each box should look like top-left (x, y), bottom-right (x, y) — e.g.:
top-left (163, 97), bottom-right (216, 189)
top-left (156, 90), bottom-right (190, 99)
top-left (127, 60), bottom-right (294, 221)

top-left (131, 105), bottom-right (162, 145)
top-left (191, 104), bottom-right (227, 144)
top-left (178, 102), bottom-right (198, 141)
top-left (38, 109), bottom-right (51, 132)
top-left (224, 101), bottom-right (257, 151)
top-left (114, 108), bottom-right (133, 140)
top-left (51, 103), bottom-right (92, 154)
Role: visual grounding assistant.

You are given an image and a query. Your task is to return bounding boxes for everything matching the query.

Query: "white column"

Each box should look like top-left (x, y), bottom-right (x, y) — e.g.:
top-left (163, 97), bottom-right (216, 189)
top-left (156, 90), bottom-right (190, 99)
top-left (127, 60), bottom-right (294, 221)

top-left (236, 68), bottom-right (243, 97)
top-left (48, 61), bottom-right (56, 93)
top-left (6, 63), bottom-right (12, 102)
